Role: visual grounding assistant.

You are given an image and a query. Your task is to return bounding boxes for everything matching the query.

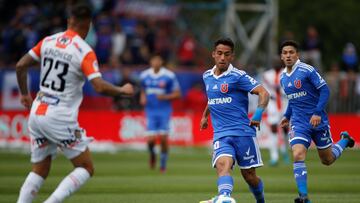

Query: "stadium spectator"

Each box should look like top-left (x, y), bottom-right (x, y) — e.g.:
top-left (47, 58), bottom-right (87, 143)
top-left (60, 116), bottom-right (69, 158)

top-left (200, 38), bottom-right (269, 203)
top-left (94, 12), bottom-right (113, 65)
top-left (279, 40), bottom-right (355, 203)
top-left (301, 25), bottom-right (323, 71)
top-left (110, 23), bottom-right (127, 67)
top-left (325, 62), bottom-right (343, 113)
top-left (128, 22), bottom-right (149, 65)
top-left (15, 4), bottom-right (134, 203)
top-left (341, 42), bottom-right (359, 73)
top-left (154, 25), bottom-right (174, 62)
top-left (183, 81), bottom-right (207, 112)
top-left (338, 42), bottom-right (358, 112)
top-left (177, 30), bottom-right (197, 67)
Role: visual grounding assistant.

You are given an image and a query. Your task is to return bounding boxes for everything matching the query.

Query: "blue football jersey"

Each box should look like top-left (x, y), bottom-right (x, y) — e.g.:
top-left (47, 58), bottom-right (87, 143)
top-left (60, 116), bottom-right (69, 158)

top-left (203, 64), bottom-right (260, 141)
top-left (280, 60), bottom-right (329, 129)
top-left (140, 67), bottom-right (180, 116)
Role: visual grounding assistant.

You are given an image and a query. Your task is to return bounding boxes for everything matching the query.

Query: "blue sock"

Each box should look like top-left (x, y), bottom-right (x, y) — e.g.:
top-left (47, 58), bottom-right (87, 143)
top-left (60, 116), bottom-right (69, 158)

top-left (217, 175), bottom-right (233, 196)
top-left (160, 152), bottom-right (168, 170)
top-left (249, 179), bottom-right (265, 203)
top-left (331, 143), bottom-right (347, 159)
top-left (293, 161), bottom-right (308, 197)
top-left (331, 139), bottom-right (348, 159)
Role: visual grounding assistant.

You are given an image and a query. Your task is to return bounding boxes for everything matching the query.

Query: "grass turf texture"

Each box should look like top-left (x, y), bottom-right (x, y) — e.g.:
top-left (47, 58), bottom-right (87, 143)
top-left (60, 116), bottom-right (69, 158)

top-left (0, 148), bottom-right (359, 203)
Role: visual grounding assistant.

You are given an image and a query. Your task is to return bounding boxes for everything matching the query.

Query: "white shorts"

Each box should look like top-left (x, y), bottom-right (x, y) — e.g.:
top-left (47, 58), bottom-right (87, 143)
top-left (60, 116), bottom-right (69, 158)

top-left (28, 112), bottom-right (93, 163)
top-left (266, 100), bottom-right (283, 125)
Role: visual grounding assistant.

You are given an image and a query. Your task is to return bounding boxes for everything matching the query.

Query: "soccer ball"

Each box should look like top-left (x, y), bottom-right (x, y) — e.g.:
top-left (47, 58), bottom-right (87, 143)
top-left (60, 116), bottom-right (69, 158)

top-left (214, 195), bottom-right (236, 203)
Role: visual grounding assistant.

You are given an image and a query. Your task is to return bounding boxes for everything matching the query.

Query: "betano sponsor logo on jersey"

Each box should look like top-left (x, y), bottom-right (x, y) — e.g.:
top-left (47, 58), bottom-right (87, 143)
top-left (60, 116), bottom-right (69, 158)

top-left (145, 87), bottom-right (166, 95)
top-left (208, 97), bottom-right (232, 105)
top-left (287, 91), bottom-right (307, 100)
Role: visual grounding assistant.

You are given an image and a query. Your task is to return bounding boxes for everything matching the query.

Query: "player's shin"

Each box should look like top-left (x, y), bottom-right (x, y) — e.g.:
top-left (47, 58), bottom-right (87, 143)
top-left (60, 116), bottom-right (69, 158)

top-left (249, 179), bottom-right (265, 203)
top-left (269, 132), bottom-right (279, 165)
top-left (17, 172), bottom-right (45, 203)
top-left (160, 152), bottom-right (168, 172)
top-left (148, 140), bottom-right (156, 169)
top-left (44, 167), bottom-right (90, 203)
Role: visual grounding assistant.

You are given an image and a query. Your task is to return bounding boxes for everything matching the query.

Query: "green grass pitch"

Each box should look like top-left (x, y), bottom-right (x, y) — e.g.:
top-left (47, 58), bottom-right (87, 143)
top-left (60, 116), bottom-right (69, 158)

top-left (0, 147), bottom-right (359, 203)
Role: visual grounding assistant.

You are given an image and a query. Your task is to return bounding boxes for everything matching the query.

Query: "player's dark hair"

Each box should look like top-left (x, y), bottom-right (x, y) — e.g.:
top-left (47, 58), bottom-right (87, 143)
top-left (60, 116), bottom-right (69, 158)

top-left (214, 37), bottom-right (234, 52)
top-left (280, 40), bottom-right (299, 53)
top-left (150, 52), bottom-right (163, 59)
top-left (70, 4), bottom-right (92, 20)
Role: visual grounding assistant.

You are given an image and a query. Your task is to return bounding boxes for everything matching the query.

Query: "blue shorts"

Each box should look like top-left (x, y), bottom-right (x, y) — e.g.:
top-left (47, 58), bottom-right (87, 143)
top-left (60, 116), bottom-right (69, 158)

top-left (146, 114), bottom-right (171, 135)
top-left (212, 136), bottom-right (263, 169)
top-left (288, 125), bottom-right (333, 149)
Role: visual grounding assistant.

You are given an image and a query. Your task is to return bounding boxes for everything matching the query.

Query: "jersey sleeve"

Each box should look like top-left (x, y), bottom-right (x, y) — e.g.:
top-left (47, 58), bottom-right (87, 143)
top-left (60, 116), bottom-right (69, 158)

top-left (170, 74), bottom-right (180, 92)
top-left (237, 73), bottom-right (260, 92)
top-left (81, 51), bottom-right (102, 80)
top-left (309, 69), bottom-right (327, 89)
top-left (28, 39), bottom-right (44, 61)
top-left (139, 71), bottom-right (147, 88)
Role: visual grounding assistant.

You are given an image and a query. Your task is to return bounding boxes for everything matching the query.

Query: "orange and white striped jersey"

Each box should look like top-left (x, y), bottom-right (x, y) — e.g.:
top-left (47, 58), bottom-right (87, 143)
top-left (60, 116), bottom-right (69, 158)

top-left (28, 29), bottom-right (101, 122)
top-left (262, 68), bottom-right (288, 124)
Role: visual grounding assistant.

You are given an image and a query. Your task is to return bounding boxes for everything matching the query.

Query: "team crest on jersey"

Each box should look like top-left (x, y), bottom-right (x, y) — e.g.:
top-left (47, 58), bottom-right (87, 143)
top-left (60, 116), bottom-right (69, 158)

top-left (56, 36), bottom-right (72, 48)
top-left (220, 83), bottom-right (228, 93)
top-left (158, 80), bottom-right (166, 88)
top-left (294, 79), bottom-right (302, 89)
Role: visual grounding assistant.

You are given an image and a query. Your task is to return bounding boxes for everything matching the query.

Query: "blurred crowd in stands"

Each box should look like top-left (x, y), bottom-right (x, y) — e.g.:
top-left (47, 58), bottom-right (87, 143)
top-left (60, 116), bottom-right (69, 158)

top-left (0, 0), bottom-right (359, 113)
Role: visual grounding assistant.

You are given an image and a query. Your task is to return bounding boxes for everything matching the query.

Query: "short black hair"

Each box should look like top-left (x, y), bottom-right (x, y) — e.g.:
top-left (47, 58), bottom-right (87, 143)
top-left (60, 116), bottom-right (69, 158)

top-left (214, 37), bottom-right (234, 52)
top-left (280, 40), bottom-right (299, 53)
top-left (70, 4), bottom-right (92, 20)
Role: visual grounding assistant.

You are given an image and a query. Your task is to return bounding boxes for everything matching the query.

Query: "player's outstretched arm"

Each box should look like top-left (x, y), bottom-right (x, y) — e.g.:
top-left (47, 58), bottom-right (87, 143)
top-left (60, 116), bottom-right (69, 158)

top-left (200, 105), bottom-right (210, 130)
top-left (90, 77), bottom-right (134, 97)
top-left (140, 90), bottom-right (146, 106)
top-left (16, 53), bottom-right (38, 109)
top-left (250, 85), bottom-right (270, 129)
top-left (280, 104), bottom-right (291, 129)
top-left (280, 117), bottom-right (290, 129)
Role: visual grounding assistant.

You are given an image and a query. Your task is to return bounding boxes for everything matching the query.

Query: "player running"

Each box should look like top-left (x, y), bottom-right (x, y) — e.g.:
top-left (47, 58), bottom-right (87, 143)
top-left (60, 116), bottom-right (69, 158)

top-left (279, 40), bottom-right (355, 203)
top-left (200, 37), bottom-right (269, 203)
top-left (15, 4), bottom-right (134, 203)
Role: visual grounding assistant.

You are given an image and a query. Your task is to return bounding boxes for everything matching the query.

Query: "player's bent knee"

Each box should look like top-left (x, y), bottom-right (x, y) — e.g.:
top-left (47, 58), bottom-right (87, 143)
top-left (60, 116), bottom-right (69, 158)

top-left (216, 162), bottom-right (232, 176)
top-left (32, 168), bottom-right (50, 179)
top-left (242, 170), bottom-right (258, 185)
top-left (292, 151), bottom-right (306, 161)
top-left (320, 157), bottom-right (334, 166)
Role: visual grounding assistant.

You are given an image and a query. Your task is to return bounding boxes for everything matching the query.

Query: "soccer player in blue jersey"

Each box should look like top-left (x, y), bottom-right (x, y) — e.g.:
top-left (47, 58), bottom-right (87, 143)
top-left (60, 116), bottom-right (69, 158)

top-left (279, 40), bottom-right (355, 203)
top-left (140, 54), bottom-right (181, 173)
top-left (199, 38), bottom-right (270, 203)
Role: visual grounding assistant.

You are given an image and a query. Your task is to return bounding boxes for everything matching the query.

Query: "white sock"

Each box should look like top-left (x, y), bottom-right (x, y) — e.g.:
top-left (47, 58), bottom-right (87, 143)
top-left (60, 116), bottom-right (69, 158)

top-left (44, 167), bottom-right (90, 203)
top-left (280, 140), bottom-right (287, 154)
top-left (269, 132), bottom-right (279, 162)
top-left (17, 172), bottom-right (44, 203)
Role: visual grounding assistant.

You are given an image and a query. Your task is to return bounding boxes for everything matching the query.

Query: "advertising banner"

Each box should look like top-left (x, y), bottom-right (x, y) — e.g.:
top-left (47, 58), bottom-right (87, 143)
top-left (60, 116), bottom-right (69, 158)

top-left (0, 111), bottom-right (359, 150)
